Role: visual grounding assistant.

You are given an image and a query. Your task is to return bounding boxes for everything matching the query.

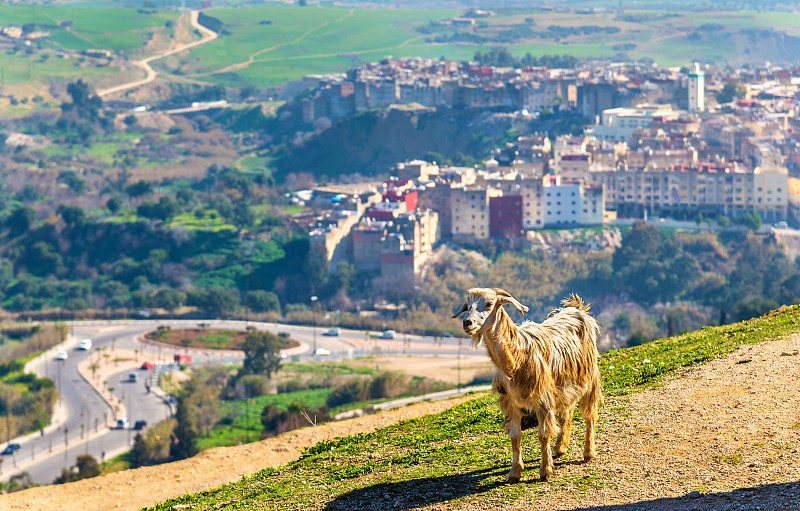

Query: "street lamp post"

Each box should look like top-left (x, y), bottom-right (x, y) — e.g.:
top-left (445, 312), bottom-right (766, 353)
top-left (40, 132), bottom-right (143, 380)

top-left (310, 295), bottom-right (318, 353)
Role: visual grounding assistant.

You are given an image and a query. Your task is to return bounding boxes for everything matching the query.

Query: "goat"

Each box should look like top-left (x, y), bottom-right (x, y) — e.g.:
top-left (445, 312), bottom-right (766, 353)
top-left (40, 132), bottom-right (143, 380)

top-left (452, 288), bottom-right (602, 482)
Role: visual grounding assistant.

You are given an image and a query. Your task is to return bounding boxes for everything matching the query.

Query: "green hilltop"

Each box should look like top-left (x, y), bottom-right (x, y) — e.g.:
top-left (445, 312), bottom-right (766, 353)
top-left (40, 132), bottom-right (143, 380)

top-left (146, 304), bottom-right (800, 510)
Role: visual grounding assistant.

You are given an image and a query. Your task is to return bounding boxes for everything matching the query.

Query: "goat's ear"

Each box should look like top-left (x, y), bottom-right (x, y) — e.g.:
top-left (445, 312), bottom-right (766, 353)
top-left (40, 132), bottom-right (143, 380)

top-left (493, 288), bottom-right (529, 315)
top-left (451, 302), bottom-right (468, 319)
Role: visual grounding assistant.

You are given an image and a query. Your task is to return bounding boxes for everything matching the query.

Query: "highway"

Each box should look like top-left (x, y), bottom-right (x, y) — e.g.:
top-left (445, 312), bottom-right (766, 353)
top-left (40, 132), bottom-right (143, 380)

top-left (0, 319), bottom-right (479, 484)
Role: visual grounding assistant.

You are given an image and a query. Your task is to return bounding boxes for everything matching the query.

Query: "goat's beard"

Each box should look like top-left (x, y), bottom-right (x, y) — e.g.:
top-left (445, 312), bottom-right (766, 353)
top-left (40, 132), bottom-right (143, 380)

top-left (470, 333), bottom-right (483, 348)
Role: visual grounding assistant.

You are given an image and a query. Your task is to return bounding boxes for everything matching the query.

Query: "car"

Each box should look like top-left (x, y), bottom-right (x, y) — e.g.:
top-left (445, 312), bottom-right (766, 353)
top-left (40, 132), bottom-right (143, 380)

top-left (379, 330), bottom-right (395, 339)
top-left (141, 362), bottom-right (155, 370)
top-left (133, 420), bottom-right (148, 430)
top-left (441, 332), bottom-right (454, 338)
top-left (78, 338), bottom-right (92, 350)
top-left (56, 351), bottom-right (68, 360)
top-left (1, 443), bottom-right (21, 455)
top-left (128, 372), bottom-right (139, 382)
top-left (322, 327), bottom-right (340, 336)
top-left (116, 418), bottom-right (129, 429)
top-left (313, 347), bottom-right (331, 356)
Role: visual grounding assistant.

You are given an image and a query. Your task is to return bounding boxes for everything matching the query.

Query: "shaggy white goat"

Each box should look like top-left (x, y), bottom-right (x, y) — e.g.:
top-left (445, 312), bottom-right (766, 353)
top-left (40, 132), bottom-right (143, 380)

top-left (452, 288), bottom-right (602, 482)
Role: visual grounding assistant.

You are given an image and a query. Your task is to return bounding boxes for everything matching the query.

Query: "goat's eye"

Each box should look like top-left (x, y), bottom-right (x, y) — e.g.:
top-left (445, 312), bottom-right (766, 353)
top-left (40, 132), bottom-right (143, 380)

top-left (485, 303), bottom-right (493, 310)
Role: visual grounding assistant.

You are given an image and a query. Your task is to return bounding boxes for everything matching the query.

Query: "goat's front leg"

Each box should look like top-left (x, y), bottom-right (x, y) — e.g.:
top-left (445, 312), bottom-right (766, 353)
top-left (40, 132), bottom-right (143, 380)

top-left (506, 409), bottom-right (524, 483)
top-left (537, 404), bottom-right (557, 481)
top-left (554, 405), bottom-right (575, 458)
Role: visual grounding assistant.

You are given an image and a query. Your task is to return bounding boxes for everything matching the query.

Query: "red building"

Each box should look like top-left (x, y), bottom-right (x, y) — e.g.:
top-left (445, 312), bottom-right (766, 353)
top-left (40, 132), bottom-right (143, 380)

top-left (489, 195), bottom-right (523, 238)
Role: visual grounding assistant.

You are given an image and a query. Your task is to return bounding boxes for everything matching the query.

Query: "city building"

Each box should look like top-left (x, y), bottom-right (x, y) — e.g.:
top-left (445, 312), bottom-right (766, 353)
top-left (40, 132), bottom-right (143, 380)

top-left (688, 62), bottom-right (705, 113)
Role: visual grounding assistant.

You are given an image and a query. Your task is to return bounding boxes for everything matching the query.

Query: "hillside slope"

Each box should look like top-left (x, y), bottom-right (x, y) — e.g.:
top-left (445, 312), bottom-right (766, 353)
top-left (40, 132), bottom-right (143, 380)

top-left (2, 307), bottom-right (800, 510)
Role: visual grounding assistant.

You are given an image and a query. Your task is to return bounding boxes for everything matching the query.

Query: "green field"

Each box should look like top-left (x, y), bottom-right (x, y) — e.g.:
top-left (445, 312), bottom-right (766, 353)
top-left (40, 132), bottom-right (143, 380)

top-left (3, 4), bottom-right (800, 101)
top-left (0, 5), bottom-right (179, 51)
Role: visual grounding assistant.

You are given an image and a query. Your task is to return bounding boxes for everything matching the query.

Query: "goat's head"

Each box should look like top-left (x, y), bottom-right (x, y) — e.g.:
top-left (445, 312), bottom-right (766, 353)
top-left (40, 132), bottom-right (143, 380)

top-left (452, 288), bottom-right (528, 344)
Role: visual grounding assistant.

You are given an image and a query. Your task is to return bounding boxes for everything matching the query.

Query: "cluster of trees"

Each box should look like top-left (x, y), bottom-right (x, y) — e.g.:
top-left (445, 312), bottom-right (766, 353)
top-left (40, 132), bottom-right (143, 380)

top-left (411, 223), bottom-right (799, 343)
top-left (0, 325), bottom-right (64, 441)
top-left (0, 471), bottom-right (38, 493)
top-left (325, 371), bottom-right (447, 408)
top-left (0, 180), bottom-right (330, 314)
top-left (53, 454), bottom-right (101, 484)
top-left (471, 48), bottom-right (579, 69)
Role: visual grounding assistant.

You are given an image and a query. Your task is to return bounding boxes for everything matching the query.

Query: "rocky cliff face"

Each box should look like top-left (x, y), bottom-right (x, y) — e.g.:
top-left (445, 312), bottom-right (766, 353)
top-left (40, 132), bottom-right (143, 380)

top-left (274, 106), bottom-right (522, 181)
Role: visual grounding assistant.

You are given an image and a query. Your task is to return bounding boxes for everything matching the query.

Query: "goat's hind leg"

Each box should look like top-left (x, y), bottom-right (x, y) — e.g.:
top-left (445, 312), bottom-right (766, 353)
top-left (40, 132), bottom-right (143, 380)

top-left (579, 383), bottom-right (600, 462)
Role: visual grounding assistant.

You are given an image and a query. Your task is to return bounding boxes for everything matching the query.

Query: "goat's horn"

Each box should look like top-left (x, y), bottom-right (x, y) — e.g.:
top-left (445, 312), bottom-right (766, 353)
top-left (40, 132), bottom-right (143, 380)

top-left (451, 302), bottom-right (468, 319)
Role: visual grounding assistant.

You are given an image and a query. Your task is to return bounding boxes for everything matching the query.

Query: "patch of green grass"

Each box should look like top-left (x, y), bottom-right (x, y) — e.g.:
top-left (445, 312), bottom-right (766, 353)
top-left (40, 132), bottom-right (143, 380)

top-left (713, 453), bottom-right (742, 465)
top-left (148, 306), bottom-right (800, 510)
top-left (169, 212), bottom-right (236, 232)
top-left (195, 334), bottom-right (234, 347)
top-left (284, 361), bottom-right (378, 376)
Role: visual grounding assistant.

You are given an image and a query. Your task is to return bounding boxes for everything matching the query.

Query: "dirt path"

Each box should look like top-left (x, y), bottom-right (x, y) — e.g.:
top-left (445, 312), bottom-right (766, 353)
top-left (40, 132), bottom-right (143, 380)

top-left (97, 10), bottom-right (218, 97)
top-left (2, 335), bottom-right (799, 510)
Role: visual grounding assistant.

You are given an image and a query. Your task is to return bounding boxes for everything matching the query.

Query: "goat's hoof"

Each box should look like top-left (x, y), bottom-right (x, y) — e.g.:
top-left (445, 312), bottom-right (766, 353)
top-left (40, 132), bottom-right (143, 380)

top-left (539, 466), bottom-right (552, 482)
top-left (553, 448), bottom-right (567, 458)
top-left (507, 466), bottom-right (523, 483)
top-left (583, 452), bottom-right (596, 463)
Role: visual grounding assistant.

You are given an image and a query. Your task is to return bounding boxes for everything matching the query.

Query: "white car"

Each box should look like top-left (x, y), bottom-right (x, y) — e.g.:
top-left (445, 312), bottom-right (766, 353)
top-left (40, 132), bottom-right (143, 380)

top-left (323, 327), bottom-right (340, 336)
top-left (379, 330), bottom-right (395, 339)
top-left (313, 347), bottom-right (331, 356)
top-left (56, 351), bottom-right (68, 360)
top-left (78, 338), bottom-right (92, 350)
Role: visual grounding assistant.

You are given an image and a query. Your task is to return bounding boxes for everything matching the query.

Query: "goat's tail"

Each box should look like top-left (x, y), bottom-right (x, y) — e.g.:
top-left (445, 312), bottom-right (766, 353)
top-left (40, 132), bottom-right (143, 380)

top-left (562, 293), bottom-right (590, 313)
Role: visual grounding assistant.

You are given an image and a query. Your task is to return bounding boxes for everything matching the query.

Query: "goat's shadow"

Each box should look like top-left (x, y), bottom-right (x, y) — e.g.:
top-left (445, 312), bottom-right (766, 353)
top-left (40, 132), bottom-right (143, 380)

top-left (322, 467), bottom-right (507, 510)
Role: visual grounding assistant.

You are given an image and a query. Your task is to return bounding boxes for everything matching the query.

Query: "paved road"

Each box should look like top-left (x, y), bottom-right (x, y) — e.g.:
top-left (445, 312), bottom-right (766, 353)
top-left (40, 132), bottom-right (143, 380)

top-left (1, 319), bottom-right (480, 484)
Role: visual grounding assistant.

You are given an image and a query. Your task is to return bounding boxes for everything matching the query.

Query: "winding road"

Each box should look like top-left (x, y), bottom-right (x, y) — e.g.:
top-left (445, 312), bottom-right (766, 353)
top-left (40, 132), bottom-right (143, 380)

top-left (97, 10), bottom-right (218, 98)
top-left (1, 319), bottom-right (479, 484)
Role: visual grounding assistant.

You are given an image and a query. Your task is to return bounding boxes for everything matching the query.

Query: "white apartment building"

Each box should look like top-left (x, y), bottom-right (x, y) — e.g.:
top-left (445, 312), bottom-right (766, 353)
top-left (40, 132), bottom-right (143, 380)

top-left (542, 176), bottom-right (604, 227)
top-left (587, 165), bottom-right (787, 221)
top-left (588, 104), bottom-right (679, 142)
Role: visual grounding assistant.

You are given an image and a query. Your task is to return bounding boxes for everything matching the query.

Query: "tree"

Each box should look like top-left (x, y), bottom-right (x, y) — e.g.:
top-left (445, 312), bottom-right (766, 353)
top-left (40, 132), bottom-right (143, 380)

top-left (239, 330), bottom-right (282, 378)
top-left (75, 454), bottom-right (101, 479)
top-left (137, 197), bottom-right (179, 223)
top-left (126, 180), bottom-right (154, 198)
top-left (734, 211), bottom-right (761, 232)
top-left (716, 80), bottom-right (746, 104)
top-left (150, 288), bottom-right (185, 312)
top-left (57, 204), bottom-right (86, 227)
top-left (62, 79), bottom-right (102, 119)
top-left (107, 195), bottom-right (124, 214)
top-left (6, 206), bottom-right (35, 236)
top-left (732, 296), bottom-right (778, 322)
top-left (130, 432), bottom-right (148, 468)
top-left (244, 290), bottom-right (280, 313)
top-left (170, 397), bottom-right (198, 461)
top-left (188, 287), bottom-right (240, 316)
